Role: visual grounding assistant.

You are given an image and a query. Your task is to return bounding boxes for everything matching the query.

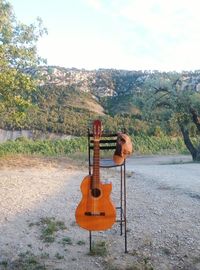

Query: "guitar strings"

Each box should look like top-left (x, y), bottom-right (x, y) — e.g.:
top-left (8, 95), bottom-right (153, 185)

top-left (92, 140), bottom-right (100, 215)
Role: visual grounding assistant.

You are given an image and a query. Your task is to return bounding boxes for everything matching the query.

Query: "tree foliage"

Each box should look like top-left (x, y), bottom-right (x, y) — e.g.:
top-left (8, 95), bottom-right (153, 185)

top-left (149, 76), bottom-right (200, 161)
top-left (0, 0), bottom-right (47, 128)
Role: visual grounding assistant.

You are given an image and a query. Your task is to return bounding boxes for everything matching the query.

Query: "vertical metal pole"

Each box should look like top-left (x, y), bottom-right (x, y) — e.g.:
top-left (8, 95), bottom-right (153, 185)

top-left (120, 165), bottom-right (123, 235)
top-left (89, 231), bottom-right (92, 251)
top-left (124, 161), bottom-right (128, 253)
top-left (88, 130), bottom-right (92, 251)
top-left (88, 129), bottom-right (91, 175)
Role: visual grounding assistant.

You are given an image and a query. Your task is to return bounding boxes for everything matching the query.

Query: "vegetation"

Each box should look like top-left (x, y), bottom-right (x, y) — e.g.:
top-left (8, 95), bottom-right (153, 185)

top-left (0, 135), bottom-right (189, 157)
top-left (89, 241), bottom-right (108, 256)
top-left (60, 237), bottom-right (73, 246)
top-left (54, 252), bottom-right (64, 260)
top-left (0, 0), bottom-right (47, 129)
top-left (0, 137), bottom-right (87, 157)
top-left (29, 217), bottom-right (67, 243)
top-left (1, 251), bottom-right (46, 270)
top-left (76, 240), bottom-right (86, 245)
top-left (39, 217), bottom-right (66, 243)
top-left (132, 135), bottom-right (188, 155)
top-left (0, 0), bottom-right (199, 159)
top-left (148, 75), bottom-right (200, 160)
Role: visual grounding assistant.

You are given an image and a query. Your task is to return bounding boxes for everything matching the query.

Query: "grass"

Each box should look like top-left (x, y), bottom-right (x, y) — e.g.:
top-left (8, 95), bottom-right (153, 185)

top-left (0, 137), bottom-right (87, 157)
top-left (0, 260), bottom-right (8, 269)
top-left (77, 240), bottom-right (86, 245)
top-left (55, 253), bottom-right (64, 260)
top-left (60, 237), bottom-right (73, 246)
top-left (132, 135), bottom-right (188, 155)
top-left (88, 241), bottom-right (108, 257)
top-left (40, 217), bottom-right (66, 243)
top-left (29, 217), bottom-right (67, 243)
top-left (8, 251), bottom-right (46, 270)
top-left (0, 134), bottom-right (191, 158)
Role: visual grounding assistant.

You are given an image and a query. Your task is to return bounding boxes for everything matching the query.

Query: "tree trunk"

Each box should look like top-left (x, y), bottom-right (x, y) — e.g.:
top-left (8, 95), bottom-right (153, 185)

top-left (179, 124), bottom-right (200, 161)
top-left (190, 108), bottom-right (200, 132)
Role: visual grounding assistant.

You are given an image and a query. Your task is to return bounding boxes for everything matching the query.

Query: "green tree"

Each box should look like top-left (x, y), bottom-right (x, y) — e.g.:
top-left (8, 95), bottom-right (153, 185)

top-left (0, 0), bottom-right (47, 129)
top-left (151, 76), bottom-right (200, 161)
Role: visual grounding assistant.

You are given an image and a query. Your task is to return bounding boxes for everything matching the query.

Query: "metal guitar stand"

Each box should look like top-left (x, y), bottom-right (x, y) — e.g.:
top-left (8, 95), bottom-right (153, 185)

top-left (88, 131), bottom-right (128, 253)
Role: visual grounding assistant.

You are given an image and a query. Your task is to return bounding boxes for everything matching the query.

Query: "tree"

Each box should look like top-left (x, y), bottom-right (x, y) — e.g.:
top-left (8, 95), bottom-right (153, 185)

top-left (0, 0), bottom-right (47, 129)
top-left (151, 75), bottom-right (200, 161)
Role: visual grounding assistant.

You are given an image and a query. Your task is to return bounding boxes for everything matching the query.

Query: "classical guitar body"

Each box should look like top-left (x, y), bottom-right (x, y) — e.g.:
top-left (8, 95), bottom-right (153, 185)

top-left (75, 175), bottom-right (116, 231)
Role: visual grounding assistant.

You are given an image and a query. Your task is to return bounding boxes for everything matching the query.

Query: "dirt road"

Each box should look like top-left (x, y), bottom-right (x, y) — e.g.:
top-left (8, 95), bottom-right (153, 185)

top-left (0, 155), bottom-right (200, 270)
top-left (127, 155), bottom-right (200, 197)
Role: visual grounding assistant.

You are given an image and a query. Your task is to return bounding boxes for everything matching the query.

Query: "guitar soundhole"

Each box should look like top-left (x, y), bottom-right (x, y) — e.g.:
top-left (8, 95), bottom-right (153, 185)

top-left (91, 188), bottom-right (101, 198)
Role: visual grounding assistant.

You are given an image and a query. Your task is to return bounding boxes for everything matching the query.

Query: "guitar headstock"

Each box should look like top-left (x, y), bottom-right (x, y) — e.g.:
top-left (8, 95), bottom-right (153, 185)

top-left (93, 120), bottom-right (102, 141)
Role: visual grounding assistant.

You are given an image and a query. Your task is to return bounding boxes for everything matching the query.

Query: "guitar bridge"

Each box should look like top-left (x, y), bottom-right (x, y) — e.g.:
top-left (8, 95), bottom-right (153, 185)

top-left (85, 211), bottom-right (105, 216)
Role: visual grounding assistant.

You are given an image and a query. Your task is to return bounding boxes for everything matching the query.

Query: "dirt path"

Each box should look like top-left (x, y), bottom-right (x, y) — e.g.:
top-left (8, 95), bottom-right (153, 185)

top-left (127, 154), bottom-right (200, 196)
top-left (0, 155), bottom-right (200, 269)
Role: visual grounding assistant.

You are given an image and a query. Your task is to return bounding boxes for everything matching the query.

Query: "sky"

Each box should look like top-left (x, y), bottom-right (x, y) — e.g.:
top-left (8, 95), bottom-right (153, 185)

top-left (10, 0), bottom-right (200, 71)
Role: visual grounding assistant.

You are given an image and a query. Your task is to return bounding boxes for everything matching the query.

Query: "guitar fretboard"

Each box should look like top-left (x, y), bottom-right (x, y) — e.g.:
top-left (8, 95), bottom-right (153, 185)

top-left (92, 140), bottom-right (100, 189)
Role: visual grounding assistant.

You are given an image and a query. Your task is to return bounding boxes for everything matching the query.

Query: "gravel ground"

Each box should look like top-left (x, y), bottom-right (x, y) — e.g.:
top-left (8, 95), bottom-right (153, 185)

top-left (127, 155), bottom-right (200, 195)
top-left (0, 155), bottom-right (200, 270)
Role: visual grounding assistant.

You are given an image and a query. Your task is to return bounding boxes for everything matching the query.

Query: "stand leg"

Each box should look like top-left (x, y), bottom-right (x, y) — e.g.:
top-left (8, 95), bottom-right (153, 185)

top-left (120, 166), bottom-right (123, 235)
top-left (124, 162), bottom-right (128, 253)
top-left (89, 231), bottom-right (92, 251)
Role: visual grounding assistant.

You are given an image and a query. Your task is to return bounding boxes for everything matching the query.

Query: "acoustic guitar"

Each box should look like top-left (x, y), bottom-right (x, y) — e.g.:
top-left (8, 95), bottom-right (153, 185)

top-left (75, 120), bottom-right (116, 231)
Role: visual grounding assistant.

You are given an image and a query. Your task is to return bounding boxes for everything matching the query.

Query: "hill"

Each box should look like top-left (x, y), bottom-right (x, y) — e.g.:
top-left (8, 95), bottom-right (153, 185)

top-left (1, 66), bottom-right (200, 136)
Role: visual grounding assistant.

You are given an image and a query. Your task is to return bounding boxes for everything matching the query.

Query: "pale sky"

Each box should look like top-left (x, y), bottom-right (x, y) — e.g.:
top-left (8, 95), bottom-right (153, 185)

top-left (10, 0), bottom-right (200, 71)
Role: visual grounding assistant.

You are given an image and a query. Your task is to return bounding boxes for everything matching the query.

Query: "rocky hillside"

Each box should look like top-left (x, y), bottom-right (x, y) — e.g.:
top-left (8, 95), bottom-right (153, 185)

top-left (27, 66), bottom-right (200, 97)
top-left (2, 66), bottom-right (200, 136)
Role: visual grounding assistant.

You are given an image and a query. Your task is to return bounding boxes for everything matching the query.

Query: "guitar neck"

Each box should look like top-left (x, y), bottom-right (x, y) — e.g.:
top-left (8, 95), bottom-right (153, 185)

top-left (92, 140), bottom-right (100, 189)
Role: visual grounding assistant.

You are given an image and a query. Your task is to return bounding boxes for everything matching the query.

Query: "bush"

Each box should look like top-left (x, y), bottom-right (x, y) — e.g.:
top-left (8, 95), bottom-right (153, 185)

top-left (132, 135), bottom-right (188, 155)
top-left (0, 137), bottom-right (87, 157)
top-left (0, 135), bottom-right (189, 157)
